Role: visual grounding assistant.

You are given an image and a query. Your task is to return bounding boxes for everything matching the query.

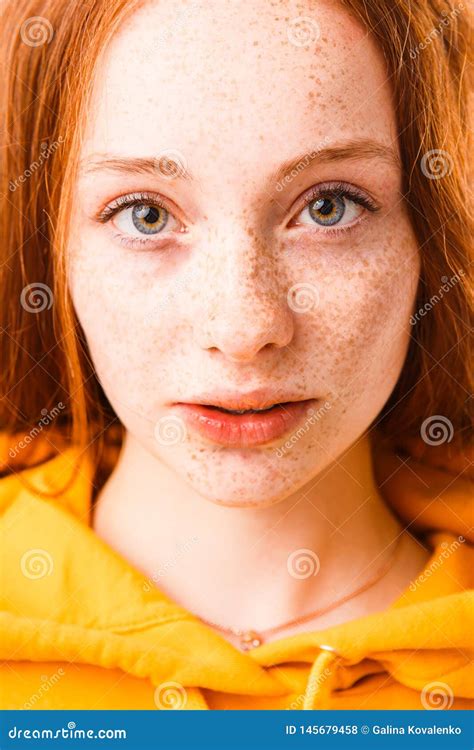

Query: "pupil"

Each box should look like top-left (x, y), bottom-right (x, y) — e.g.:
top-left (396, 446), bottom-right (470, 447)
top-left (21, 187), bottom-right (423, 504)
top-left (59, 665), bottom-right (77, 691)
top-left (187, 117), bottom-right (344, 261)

top-left (317, 198), bottom-right (334, 216)
top-left (309, 195), bottom-right (345, 226)
top-left (132, 203), bottom-right (167, 234)
top-left (136, 205), bottom-right (160, 224)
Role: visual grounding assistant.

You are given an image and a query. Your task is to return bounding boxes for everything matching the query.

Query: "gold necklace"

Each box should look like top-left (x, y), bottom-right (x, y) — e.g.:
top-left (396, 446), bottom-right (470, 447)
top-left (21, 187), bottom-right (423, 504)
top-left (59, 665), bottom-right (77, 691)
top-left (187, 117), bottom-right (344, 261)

top-left (198, 535), bottom-right (404, 650)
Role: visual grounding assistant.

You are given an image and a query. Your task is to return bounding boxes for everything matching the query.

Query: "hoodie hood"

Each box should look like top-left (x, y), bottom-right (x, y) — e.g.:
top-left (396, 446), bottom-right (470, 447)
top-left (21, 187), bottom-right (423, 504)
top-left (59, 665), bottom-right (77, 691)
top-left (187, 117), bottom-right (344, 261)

top-left (0, 430), bottom-right (472, 710)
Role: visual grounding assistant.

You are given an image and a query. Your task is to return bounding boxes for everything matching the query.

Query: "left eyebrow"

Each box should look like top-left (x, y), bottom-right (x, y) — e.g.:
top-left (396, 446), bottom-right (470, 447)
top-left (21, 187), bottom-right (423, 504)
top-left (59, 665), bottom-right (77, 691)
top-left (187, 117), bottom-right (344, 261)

top-left (80, 155), bottom-right (194, 181)
top-left (270, 138), bottom-right (400, 187)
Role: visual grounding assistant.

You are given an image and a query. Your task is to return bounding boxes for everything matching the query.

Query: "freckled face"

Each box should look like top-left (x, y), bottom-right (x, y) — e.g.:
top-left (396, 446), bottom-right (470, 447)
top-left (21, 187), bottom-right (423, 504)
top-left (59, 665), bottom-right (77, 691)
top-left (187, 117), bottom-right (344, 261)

top-left (68, 0), bottom-right (419, 506)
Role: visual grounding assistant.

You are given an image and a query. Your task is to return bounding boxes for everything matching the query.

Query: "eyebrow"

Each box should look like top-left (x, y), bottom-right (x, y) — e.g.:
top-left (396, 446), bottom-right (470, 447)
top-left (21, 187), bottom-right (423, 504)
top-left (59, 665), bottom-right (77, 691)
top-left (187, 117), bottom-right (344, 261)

top-left (80, 138), bottom-right (400, 184)
top-left (80, 155), bottom-right (193, 180)
top-left (270, 139), bottom-right (400, 186)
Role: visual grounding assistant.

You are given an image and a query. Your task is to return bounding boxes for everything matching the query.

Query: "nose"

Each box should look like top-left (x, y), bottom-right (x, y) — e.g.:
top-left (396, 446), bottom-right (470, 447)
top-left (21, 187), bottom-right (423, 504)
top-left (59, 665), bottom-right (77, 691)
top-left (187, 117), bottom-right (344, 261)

top-left (194, 229), bottom-right (294, 362)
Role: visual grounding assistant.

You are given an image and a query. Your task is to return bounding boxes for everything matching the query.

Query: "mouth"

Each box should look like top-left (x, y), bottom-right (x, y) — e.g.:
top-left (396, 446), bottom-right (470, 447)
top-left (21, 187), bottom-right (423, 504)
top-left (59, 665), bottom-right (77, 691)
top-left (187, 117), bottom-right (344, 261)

top-left (201, 401), bottom-right (292, 415)
top-left (172, 398), bottom-right (317, 447)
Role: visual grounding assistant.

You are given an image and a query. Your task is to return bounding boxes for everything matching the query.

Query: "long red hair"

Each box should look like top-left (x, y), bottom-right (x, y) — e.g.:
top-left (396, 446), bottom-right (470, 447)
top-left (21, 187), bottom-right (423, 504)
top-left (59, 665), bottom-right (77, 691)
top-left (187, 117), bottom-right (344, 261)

top-left (1, 0), bottom-right (472, 486)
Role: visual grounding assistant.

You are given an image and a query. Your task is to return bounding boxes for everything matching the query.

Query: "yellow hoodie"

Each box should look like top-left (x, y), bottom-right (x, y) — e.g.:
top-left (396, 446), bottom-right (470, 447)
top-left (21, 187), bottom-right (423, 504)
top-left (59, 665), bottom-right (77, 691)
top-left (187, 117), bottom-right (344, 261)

top-left (0, 430), bottom-right (472, 710)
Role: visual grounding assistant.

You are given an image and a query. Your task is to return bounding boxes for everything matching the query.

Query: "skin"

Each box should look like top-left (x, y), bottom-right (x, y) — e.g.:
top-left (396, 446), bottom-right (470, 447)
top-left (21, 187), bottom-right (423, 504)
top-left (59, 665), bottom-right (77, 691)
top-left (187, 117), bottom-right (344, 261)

top-left (68, 0), bottom-right (430, 642)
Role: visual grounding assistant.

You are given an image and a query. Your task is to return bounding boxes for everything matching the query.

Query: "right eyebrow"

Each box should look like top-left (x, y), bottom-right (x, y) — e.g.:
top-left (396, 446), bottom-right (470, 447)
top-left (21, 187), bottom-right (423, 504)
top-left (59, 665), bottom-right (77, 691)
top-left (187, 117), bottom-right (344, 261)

top-left (80, 154), bottom-right (193, 181)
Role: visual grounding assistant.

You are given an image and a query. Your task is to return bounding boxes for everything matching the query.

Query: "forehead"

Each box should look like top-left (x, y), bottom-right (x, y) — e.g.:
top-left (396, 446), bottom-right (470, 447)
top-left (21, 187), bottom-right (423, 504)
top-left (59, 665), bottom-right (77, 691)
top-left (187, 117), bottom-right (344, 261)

top-left (82, 0), bottom-right (396, 179)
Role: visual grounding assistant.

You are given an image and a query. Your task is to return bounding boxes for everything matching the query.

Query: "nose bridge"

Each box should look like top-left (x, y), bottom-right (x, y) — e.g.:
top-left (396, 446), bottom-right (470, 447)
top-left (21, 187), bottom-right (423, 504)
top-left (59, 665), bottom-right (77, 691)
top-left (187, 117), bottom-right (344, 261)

top-left (195, 221), bottom-right (294, 360)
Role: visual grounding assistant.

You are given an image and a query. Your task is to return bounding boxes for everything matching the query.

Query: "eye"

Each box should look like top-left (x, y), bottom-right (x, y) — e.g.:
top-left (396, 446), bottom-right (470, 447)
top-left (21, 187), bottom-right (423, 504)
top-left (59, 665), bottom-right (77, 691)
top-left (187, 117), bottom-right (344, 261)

top-left (113, 201), bottom-right (180, 237)
top-left (95, 191), bottom-right (185, 247)
top-left (296, 193), bottom-right (363, 228)
top-left (291, 183), bottom-right (379, 233)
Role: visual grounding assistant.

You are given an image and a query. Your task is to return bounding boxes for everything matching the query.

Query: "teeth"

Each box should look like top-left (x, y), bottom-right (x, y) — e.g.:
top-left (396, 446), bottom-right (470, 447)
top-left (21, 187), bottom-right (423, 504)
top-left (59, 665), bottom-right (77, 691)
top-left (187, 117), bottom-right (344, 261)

top-left (220, 404), bottom-right (278, 415)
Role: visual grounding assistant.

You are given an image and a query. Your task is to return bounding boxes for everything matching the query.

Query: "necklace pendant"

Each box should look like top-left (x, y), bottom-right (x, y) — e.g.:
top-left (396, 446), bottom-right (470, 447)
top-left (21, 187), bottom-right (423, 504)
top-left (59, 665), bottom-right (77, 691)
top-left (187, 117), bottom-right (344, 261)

top-left (239, 630), bottom-right (262, 650)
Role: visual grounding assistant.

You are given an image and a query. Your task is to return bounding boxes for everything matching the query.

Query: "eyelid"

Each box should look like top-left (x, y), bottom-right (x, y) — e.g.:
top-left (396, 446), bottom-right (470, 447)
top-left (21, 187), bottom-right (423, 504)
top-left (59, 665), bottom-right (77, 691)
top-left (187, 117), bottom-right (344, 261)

top-left (94, 190), bottom-right (182, 224)
top-left (290, 180), bottom-right (380, 223)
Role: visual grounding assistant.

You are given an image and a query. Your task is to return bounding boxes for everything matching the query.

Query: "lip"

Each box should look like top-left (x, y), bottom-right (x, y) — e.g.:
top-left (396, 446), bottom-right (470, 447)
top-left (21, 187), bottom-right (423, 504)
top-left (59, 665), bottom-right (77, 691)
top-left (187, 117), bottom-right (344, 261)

top-left (172, 396), bottom-right (318, 447)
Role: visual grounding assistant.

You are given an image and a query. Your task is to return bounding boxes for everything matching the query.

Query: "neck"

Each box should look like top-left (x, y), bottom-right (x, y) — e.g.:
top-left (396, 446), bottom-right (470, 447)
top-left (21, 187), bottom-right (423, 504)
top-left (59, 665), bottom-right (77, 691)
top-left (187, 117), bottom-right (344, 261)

top-left (92, 431), bottom-right (419, 638)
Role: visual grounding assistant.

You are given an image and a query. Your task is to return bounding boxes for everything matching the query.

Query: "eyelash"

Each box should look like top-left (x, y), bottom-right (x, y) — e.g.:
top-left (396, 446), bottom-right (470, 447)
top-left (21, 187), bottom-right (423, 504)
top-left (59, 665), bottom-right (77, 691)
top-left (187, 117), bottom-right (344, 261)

top-left (95, 183), bottom-right (379, 248)
top-left (96, 191), bottom-right (169, 223)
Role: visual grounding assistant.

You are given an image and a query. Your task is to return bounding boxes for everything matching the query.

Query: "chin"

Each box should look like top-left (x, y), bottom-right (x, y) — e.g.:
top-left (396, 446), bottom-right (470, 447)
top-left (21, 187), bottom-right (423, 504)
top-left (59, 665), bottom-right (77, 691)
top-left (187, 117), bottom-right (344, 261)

top-left (198, 486), bottom-right (291, 509)
top-left (180, 455), bottom-right (320, 509)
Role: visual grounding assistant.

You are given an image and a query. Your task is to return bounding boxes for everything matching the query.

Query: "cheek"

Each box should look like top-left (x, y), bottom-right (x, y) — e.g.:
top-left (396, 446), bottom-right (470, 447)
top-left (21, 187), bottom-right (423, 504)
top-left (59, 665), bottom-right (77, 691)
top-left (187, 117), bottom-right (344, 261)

top-left (68, 245), bottom-right (179, 418)
top-left (300, 228), bottom-right (420, 406)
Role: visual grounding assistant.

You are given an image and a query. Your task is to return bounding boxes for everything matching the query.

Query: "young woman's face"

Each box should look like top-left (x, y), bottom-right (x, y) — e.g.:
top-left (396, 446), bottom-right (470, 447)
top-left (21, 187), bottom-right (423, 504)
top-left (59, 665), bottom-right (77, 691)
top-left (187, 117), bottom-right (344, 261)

top-left (68, 0), bottom-right (420, 507)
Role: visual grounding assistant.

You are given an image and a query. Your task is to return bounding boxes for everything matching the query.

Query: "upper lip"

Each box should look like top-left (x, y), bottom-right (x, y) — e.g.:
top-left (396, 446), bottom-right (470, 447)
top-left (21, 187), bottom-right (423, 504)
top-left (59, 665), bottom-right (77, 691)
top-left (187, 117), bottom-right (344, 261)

top-left (175, 389), bottom-right (313, 411)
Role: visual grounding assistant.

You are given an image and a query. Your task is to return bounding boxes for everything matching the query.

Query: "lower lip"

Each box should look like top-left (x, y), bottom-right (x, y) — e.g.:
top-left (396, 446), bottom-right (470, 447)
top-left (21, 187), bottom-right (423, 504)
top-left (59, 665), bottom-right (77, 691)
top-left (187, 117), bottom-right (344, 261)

top-left (173, 400), bottom-right (317, 447)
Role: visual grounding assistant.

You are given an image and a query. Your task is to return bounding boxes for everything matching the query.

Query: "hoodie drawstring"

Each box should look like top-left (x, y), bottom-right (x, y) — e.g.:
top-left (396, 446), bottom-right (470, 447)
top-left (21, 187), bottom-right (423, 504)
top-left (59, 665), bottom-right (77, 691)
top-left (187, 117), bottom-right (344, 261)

top-left (303, 645), bottom-right (340, 710)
